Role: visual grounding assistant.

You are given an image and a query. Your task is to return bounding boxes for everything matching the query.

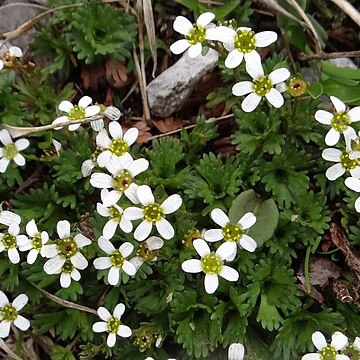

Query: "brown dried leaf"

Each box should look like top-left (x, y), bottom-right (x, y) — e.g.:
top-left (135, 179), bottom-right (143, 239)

top-left (124, 121), bottom-right (152, 144)
top-left (152, 117), bottom-right (183, 133)
top-left (105, 60), bottom-right (129, 89)
top-left (81, 64), bottom-right (106, 91)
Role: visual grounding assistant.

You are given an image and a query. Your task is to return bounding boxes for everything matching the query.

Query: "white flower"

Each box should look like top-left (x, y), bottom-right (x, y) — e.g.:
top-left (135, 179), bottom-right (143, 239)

top-left (53, 259), bottom-right (83, 288)
top-left (224, 27), bottom-right (277, 69)
top-left (0, 292), bottom-right (30, 338)
top-left (232, 62), bottom-right (290, 112)
top-left (322, 148), bottom-right (360, 181)
top-left (96, 123), bottom-right (139, 167)
top-left (181, 239), bottom-right (239, 294)
top-left (228, 343), bottom-right (245, 360)
top-left (92, 303), bottom-right (132, 347)
top-left (0, 46), bottom-right (22, 70)
top-left (90, 153), bottom-right (148, 204)
top-left (0, 224), bottom-right (28, 264)
top-left (52, 96), bottom-right (100, 131)
top-left (0, 210), bottom-right (21, 227)
top-left (170, 12), bottom-right (233, 58)
top-left (315, 96), bottom-right (360, 146)
top-left (96, 189), bottom-right (133, 239)
top-left (93, 237), bottom-right (136, 286)
top-left (18, 219), bottom-right (49, 264)
top-left (43, 220), bottom-right (91, 275)
top-left (130, 236), bottom-right (164, 270)
top-left (204, 208), bottom-right (257, 261)
top-left (81, 158), bottom-right (97, 177)
top-left (124, 185), bottom-right (182, 241)
top-left (0, 129), bottom-right (29, 173)
top-left (345, 177), bottom-right (360, 212)
top-left (302, 331), bottom-right (350, 360)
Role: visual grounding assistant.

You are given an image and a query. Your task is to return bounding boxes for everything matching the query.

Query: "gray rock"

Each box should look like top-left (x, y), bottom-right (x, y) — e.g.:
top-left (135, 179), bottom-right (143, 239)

top-left (147, 49), bottom-right (219, 118)
top-left (328, 57), bottom-right (357, 69)
top-left (0, 0), bottom-right (41, 49)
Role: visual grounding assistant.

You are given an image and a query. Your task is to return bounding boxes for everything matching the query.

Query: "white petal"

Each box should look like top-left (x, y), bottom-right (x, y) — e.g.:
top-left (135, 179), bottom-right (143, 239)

top-left (254, 31), bottom-right (277, 47)
top-left (238, 212), bottom-right (256, 229)
top-left (325, 128), bottom-right (340, 146)
top-left (322, 148), bottom-right (342, 162)
top-left (109, 121), bottom-right (123, 139)
top-left (117, 324), bottom-right (132, 338)
top-left (225, 49), bottom-right (244, 69)
top-left (355, 196), bottom-right (360, 212)
top-left (246, 61), bottom-right (264, 80)
top-left (108, 266), bottom-right (120, 285)
top-left (97, 307), bottom-right (111, 321)
top-left (137, 185), bottom-right (154, 205)
top-left (103, 190), bottom-right (122, 206)
top-left (85, 105), bottom-right (100, 118)
top-left (12, 294), bottom-right (28, 311)
top-left (0, 292), bottom-right (9, 307)
top-left (122, 260), bottom-right (136, 276)
top-left (206, 26), bottom-right (235, 42)
top-left (193, 239), bottom-right (210, 257)
top-left (239, 234), bottom-right (257, 252)
top-left (13, 154), bottom-right (25, 166)
top-left (8, 224), bottom-right (19, 236)
top-left (244, 50), bottom-right (261, 67)
top-left (0, 158), bottom-right (9, 173)
top-left (81, 159), bottom-right (96, 177)
top-left (9, 46), bottom-right (22, 57)
top-left (216, 241), bottom-right (236, 260)
top-left (92, 321), bottom-right (108, 333)
top-left (119, 218), bottom-right (133, 233)
top-left (60, 272), bottom-right (72, 288)
top-left (331, 331), bottom-right (348, 351)
top-left (124, 183), bottom-right (140, 204)
top-left (330, 96), bottom-right (346, 113)
top-left (113, 303), bottom-right (125, 318)
top-left (13, 315), bottom-right (30, 331)
top-left (156, 218), bottom-right (174, 239)
top-left (0, 211), bottom-right (21, 226)
top-left (182, 259), bottom-right (202, 273)
top-left (52, 116), bottom-right (69, 130)
top-left (123, 128), bottom-right (139, 146)
top-left (204, 274), bottom-right (219, 294)
top-left (228, 343), bottom-right (245, 360)
top-left (301, 355), bottom-right (321, 360)
top-left (219, 265), bottom-right (239, 281)
top-left (107, 333), bottom-right (117, 347)
top-left (196, 12), bottom-right (215, 27)
top-left (93, 256), bottom-right (112, 270)
top-left (97, 203), bottom-right (110, 217)
top-left (90, 119), bottom-right (104, 131)
top-left (14, 139), bottom-right (29, 151)
top-left (211, 208), bottom-right (230, 227)
top-left (96, 130), bottom-right (112, 149)
top-left (90, 173), bottom-right (113, 189)
top-left (161, 194), bottom-right (182, 214)
top-left (103, 220), bottom-right (118, 239)
top-left (8, 248), bottom-right (20, 264)
top-left (188, 43), bottom-right (202, 58)
top-left (0, 321), bottom-right (11, 338)
top-left (74, 234), bottom-right (91, 248)
top-left (134, 220), bottom-right (153, 241)
top-left (326, 163), bottom-right (345, 181)
top-left (119, 242), bottom-right (134, 258)
top-left (353, 337), bottom-right (360, 351)
top-left (232, 81), bottom-right (253, 96)
top-left (315, 110), bottom-right (333, 125)
top-left (312, 331), bottom-right (327, 351)
top-left (78, 96), bottom-right (92, 108)
top-left (173, 16), bottom-right (193, 35)
top-left (0, 61), bottom-right (3, 70)
top-left (123, 207), bottom-right (143, 220)
top-left (26, 219), bottom-right (38, 237)
top-left (44, 255), bottom-right (65, 274)
top-left (70, 252), bottom-right (88, 270)
top-left (128, 158), bottom-right (149, 177)
top-left (345, 177), bottom-right (360, 192)
top-left (265, 88), bottom-right (284, 108)
top-left (58, 100), bottom-right (73, 113)
top-left (203, 229), bottom-right (223, 242)
top-left (336, 355), bottom-right (351, 360)
top-left (348, 106), bottom-right (360, 122)
top-left (57, 220), bottom-right (70, 239)
top-left (242, 93), bottom-right (262, 112)
top-left (97, 236), bottom-right (115, 255)
top-left (343, 127), bottom-right (356, 145)
top-left (71, 268), bottom-right (81, 281)
top-left (27, 249), bottom-right (39, 264)
top-left (170, 39), bottom-right (191, 55)
top-left (0, 129), bottom-right (12, 146)
top-left (268, 68), bottom-right (290, 84)
top-left (146, 236), bottom-right (164, 251)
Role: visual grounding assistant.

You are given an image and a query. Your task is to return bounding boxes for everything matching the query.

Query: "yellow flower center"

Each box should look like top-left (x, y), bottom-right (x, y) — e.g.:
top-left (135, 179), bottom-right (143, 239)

top-left (286, 75), bottom-right (307, 97)
top-left (109, 139), bottom-right (128, 156)
top-left (234, 30), bottom-right (256, 52)
top-left (201, 253), bottom-right (222, 274)
top-left (3, 144), bottom-right (17, 160)
top-left (1, 304), bottom-right (18, 321)
top-left (331, 112), bottom-right (351, 132)
top-left (109, 206), bottom-right (122, 222)
top-left (319, 345), bottom-right (337, 360)
top-left (2, 233), bottom-right (17, 249)
top-left (183, 228), bottom-right (201, 249)
top-left (222, 223), bottom-right (242, 242)
top-left (341, 152), bottom-right (360, 170)
top-left (68, 105), bottom-right (86, 120)
top-left (107, 316), bottom-right (121, 333)
top-left (186, 25), bottom-right (206, 45)
top-left (62, 259), bottom-right (74, 273)
top-left (57, 238), bottom-right (78, 258)
top-left (113, 170), bottom-right (132, 192)
top-left (343, 345), bottom-right (360, 360)
top-left (143, 204), bottom-right (163, 222)
top-left (110, 250), bottom-right (124, 268)
top-left (253, 76), bottom-right (272, 96)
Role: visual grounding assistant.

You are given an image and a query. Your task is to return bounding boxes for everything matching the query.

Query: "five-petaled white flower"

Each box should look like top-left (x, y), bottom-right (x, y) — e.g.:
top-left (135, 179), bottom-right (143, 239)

top-left (0, 46), bottom-right (22, 70)
top-left (90, 153), bottom-right (148, 205)
top-left (224, 27), bottom-right (277, 69)
top-left (232, 62), bottom-right (290, 112)
top-left (170, 12), bottom-right (233, 58)
top-left (124, 185), bottom-right (182, 241)
top-left (92, 303), bottom-right (132, 347)
top-left (181, 239), bottom-right (239, 294)
top-left (204, 208), bottom-right (257, 261)
top-left (130, 236), bottom-right (164, 271)
top-left (52, 96), bottom-right (100, 131)
top-left (344, 177), bottom-right (360, 212)
top-left (97, 189), bottom-right (133, 239)
top-left (53, 259), bottom-right (83, 288)
top-left (93, 237), bottom-right (136, 286)
top-left (43, 220), bottom-right (91, 275)
top-left (315, 96), bottom-right (360, 146)
top-left (96, 123), bottom-right (139, 167)
top-left (0, 129), bottom-right (29, 173)
top-left (301, 331), bottom-right (350, 360)
top-left (0, 223), bottom-right (28, 264)
top-left (322, 148), bottom-right (360, 181)
top-left (18, 219), bottom-right (49, 264)
top-left (228, 343), bottom-right (245, 360)
top-left (0, 292), bottom-right (30, 338)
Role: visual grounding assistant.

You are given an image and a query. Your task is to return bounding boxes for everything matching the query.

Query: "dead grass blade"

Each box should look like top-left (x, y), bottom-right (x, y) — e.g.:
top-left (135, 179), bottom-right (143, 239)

top-left (142, 0), bottom-right (157, 78)
top-left (0, 339), bottom-right (24, 360)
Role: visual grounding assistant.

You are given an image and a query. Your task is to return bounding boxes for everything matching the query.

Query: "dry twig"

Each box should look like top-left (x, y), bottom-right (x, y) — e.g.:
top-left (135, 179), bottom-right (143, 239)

top-left (330, 0), bottom-right (360, 27)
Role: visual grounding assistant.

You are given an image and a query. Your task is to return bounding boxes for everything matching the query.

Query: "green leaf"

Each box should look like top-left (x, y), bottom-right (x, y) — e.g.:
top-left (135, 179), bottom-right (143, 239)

top-left (321, 78), bottom-right (360, 104)
top-left (307, 82), bottom-right (323, 99)
top-left (306, 14), bottom-right (327, 49)
top-left (51, 346), bottom-right (76, 360)
top-left (322, 60), bottom-right (360, 80)
top-left (211, 0), bottom-right (240, 19)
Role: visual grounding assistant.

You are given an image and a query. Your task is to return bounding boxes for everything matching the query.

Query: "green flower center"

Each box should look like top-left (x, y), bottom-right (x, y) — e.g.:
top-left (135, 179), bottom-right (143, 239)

top-left (3, 144), bottom-right (17, 160)
top-left (113, 170), bottom-right (132, 192)
top-left (107, 316), bottom-right (121, 333)
top-left (319, 345), bottom-right (337, 360)
top-left (32, 234), bottom-right (42, 251)
top-left (253, 76), bottom-right (272, 96)
top-left (57, 237), bottom-right (78, 258)
top-left (222, 223), bottom-right (242, 242)
top-left (183, 228), bottom-right (201, 249)
top-left (341, 152), bottom-right (360, 170)
top-left (234, 30), bottom-right (255, 52)
top-left (286, 75), bottom-right (307, 97)
top-left (1, 304), bottom-right (18, 321)
top-left (143, 204), bottom-right (163, 222)
top-left (186, 25), bottom-right (206, 45)
top-left (62, 259), bottom-right (74, 273)
top-left (109, 206), bottom-right (122, 222)
top-left (343, 345), bottom-right (360, 360)
top-left (331, 111), bottom-right (351, 132)
top-left (68, 105), bottom-right (86, 120)
top-left (201, 253), bottom-right (222, 274)
top-left (2, 233), bottom-right (17, 249)
top-left (111, 250), bottom-right (124, 268)
top-left (109, 139), bottom-right (128, 156)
